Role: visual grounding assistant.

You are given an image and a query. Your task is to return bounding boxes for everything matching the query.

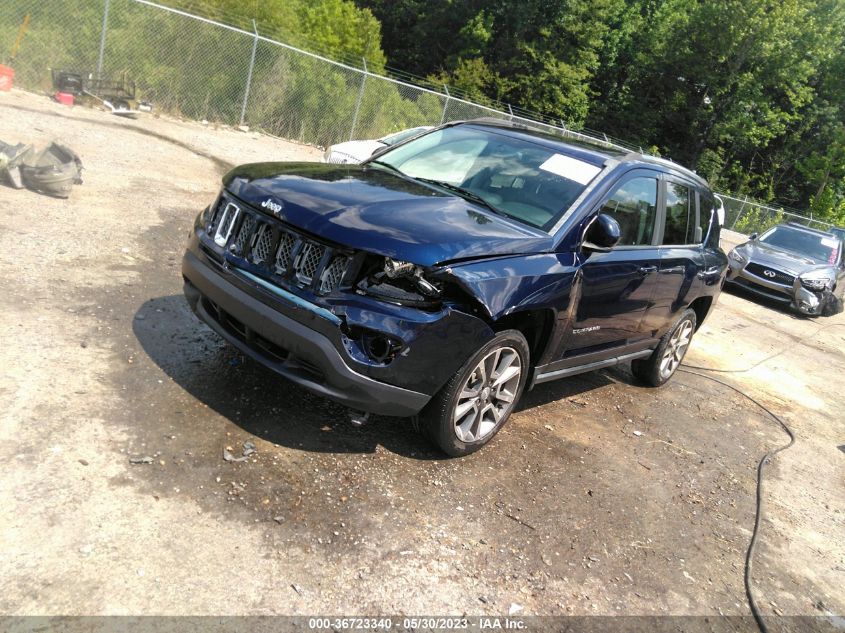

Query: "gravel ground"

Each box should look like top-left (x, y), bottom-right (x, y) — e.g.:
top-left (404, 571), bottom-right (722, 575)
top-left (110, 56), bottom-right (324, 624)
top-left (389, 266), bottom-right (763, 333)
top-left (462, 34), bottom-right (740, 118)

top-left (1, 89), bottom-right (843, 626)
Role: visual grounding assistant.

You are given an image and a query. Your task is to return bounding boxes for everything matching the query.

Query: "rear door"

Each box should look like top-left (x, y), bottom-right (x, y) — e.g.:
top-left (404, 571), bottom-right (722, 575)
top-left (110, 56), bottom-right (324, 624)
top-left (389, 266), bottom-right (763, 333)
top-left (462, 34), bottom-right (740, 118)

top-left (642, 177), bottom-right (706, 335)
top-left (567, 170), bottom-right (664, 353)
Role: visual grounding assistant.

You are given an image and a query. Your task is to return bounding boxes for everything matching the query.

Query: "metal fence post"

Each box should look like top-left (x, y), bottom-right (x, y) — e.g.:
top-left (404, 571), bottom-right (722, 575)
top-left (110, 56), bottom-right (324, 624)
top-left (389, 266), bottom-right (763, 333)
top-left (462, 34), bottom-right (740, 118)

top-left (96, 0), bottom-right (111, 78)
top-left (239, 20), bottom-right (258, 127)
top-left (731, 194), bottom-right (749, 230)
top-left (349, 58), bottom-right (367, 141)
top-left (440, 85), bottom-right (450, 125)
top-left (507, 104), bottom-right (514, 121)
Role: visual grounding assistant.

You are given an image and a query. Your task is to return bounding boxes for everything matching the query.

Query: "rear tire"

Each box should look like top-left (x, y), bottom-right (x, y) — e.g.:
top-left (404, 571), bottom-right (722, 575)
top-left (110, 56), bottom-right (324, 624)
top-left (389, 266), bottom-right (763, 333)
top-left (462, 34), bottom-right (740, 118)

top-left (632, 309), bottom-right (697, 387)
top-left (419, 329), bottom-right (529, 457)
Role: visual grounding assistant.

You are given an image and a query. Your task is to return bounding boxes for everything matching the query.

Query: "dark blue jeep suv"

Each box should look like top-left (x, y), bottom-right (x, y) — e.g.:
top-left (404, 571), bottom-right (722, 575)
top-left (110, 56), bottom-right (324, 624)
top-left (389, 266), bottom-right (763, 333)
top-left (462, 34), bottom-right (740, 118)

top-left (182, 120), bottom-right (727, 455)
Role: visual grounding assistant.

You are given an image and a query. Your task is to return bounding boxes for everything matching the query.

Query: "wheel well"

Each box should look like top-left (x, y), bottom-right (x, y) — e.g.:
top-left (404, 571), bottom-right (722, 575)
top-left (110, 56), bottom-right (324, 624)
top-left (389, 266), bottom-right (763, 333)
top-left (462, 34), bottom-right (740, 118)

top-left (688, 296), bottom-right (713, 330)
top-left (493, 310), bottom-right (555, 365)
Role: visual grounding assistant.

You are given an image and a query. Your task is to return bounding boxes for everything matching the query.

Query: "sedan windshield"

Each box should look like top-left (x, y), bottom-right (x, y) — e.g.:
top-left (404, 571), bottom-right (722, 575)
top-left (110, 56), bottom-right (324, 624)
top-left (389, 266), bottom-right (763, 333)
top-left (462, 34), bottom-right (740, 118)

top-left (368, 125), bottom-right (603, 231)
top-left (759, 226), bottom-right (841, 264)
top-left (379, 126), bottom-right (431, 146)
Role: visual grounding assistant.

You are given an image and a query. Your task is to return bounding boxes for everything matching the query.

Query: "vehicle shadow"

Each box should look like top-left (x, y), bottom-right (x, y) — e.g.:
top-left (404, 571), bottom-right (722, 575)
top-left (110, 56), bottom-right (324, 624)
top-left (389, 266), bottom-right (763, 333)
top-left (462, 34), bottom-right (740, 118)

top-left (518, 368), bottom-right (621, 411)
top-left (133, 294), bottom-right (616, 458)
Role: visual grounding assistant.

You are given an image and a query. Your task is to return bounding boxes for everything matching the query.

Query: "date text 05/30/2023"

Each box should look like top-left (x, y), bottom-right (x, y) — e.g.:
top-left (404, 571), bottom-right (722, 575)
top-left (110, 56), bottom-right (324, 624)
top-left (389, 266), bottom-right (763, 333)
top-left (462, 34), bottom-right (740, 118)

top-left (306, 617), bottom-right (527, 630)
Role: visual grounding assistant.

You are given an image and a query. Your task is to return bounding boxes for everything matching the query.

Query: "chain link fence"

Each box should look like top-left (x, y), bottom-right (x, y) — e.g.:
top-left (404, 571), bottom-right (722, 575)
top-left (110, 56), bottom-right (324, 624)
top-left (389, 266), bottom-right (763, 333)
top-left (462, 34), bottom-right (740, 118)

top-left (719, 194), bottom-right (835, 236)
top-left (1, 0), bottom-right (838, 237)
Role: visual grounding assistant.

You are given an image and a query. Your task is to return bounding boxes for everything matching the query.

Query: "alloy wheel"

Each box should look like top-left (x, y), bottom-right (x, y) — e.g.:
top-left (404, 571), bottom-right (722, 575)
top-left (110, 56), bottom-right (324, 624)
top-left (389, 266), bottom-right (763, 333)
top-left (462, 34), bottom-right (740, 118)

top-left (453, 346), bottom-right (522, 443)
top-left (659, 318), bottom-right (693, 379)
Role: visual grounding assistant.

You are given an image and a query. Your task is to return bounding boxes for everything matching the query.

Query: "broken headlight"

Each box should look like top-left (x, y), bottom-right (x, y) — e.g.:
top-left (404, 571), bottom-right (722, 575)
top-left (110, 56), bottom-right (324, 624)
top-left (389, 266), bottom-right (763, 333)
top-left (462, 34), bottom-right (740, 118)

top-left (383, 258), bottom-right (439, 296)
top-left (799, 271), bottom-right (834, 291)
top-left (202, 189), bottom-right (223, 227)
top-left (728, 249), bottom-right (747, 264)
top-left (356, 257), bottom-right (441, 306)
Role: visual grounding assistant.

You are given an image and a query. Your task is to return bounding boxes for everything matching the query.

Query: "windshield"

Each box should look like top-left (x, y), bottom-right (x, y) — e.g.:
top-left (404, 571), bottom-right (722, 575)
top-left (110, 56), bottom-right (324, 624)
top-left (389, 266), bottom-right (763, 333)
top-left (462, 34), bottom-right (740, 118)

top-left (759, 226), bottom-right (841, 264)
top-left (369, 125), bottom-right (603, 231)
top-left (380, 127), bottom-right (431, 146)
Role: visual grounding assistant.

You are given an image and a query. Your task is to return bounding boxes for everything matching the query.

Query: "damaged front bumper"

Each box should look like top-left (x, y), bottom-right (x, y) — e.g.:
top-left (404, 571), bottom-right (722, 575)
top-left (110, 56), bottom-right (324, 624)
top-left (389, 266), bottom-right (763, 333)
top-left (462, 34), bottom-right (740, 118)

top-left (725, 260), bottom-right (827, 315)
top-left (182, 237), bottom-right (495, 416)
top-left (792, 284), bottom-right (823, 315)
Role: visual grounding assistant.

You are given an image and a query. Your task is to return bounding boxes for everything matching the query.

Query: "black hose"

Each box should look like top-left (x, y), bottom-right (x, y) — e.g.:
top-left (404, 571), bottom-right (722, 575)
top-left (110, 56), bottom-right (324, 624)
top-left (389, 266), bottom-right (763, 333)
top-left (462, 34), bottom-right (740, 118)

top-left (678, 368), bottom-right (796, 633)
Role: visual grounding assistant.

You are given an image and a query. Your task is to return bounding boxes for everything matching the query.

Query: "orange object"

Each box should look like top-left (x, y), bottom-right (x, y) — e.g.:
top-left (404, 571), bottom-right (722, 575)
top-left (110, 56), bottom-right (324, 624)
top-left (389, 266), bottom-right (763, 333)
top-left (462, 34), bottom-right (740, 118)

top-left (0, 65), bottom-right (14, 91)
top-left (55, 92), bottom-right (74, 106)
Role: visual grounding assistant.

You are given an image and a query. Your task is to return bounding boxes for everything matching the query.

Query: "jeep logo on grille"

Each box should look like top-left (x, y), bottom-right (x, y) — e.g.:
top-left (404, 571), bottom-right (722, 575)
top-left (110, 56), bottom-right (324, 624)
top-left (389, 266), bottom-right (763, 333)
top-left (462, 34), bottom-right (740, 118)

top-left (261, 198), bottom-right (284, 216)
top-left (763, 269), bottom-right (777, 278)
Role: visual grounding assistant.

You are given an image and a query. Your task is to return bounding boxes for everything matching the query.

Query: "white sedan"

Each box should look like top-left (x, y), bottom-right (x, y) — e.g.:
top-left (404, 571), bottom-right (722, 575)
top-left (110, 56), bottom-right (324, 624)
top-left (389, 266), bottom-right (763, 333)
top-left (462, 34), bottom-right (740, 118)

top-left (323, 126), bottom-right (433, 164)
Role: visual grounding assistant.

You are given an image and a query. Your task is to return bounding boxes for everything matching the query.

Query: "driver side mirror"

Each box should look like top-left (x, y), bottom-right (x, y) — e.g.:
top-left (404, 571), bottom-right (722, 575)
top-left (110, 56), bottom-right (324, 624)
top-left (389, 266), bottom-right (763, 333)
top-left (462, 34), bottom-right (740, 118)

top-left (582, 213), bottom-right (621, 253)
top-left (749, 232), bottom-right (758, 241)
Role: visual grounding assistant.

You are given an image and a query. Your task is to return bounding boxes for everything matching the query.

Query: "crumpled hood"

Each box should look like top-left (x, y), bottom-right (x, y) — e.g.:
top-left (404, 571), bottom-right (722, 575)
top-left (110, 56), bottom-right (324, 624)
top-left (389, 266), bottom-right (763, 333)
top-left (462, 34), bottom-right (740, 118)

top-left (223, 162), bottom-right (554, 266)
top-left (738, 240), bottom-right (833, 276)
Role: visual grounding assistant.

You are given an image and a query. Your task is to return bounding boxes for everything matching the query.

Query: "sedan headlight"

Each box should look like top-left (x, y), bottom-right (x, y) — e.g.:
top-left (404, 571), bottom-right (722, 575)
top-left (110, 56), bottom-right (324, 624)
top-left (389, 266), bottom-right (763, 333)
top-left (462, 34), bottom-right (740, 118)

top-left (729, 249), bottom-right (747, 264)
top-left (799, 271), bottom-right (834, 291)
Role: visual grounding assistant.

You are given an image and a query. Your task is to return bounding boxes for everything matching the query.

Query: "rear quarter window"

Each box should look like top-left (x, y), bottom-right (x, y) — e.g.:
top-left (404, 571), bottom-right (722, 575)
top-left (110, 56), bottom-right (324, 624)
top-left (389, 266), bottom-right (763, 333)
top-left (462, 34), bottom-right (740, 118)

top-left (662, 182), bottom-right (694, 244)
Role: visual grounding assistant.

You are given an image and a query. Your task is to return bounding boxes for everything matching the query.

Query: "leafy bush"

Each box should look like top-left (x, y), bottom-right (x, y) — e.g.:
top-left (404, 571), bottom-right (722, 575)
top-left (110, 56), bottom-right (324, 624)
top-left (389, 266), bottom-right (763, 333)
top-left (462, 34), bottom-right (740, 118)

top-left (733, 208), bottom-right (784, 235)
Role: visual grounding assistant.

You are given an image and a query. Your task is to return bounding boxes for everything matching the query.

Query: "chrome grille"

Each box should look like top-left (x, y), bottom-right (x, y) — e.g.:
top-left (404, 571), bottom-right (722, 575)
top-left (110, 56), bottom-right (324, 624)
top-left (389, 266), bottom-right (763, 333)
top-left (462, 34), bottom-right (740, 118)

top-left (274, 233), bottom-right (297, 275)
top-left (207, 199), bottom-right (350, 295)
top-left (213, 202), bottom-right (239, 247)
top-left (251, 224), bottom-right (274, 265)
top-left (319, 255), bottom-right (349, 294)
top-left (295, 243), bottom-right (325, 285)
top-left (231, 215), bottom-right (254, 254)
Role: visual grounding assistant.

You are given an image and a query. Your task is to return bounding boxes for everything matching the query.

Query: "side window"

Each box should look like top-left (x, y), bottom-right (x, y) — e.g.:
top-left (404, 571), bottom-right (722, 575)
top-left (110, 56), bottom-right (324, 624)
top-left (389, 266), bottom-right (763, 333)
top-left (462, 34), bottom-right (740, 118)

top-left (600, 177), bottom-right (658, 246)
top-left (662, 183), bottom-right (694, 244)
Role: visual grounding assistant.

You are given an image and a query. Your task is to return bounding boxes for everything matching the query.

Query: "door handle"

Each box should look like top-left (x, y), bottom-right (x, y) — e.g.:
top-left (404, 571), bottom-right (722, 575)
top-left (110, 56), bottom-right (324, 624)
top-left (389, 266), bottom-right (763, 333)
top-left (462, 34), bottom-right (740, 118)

top-left (638, 265), bottom-right (657, 275)
top-left (697, 266), bottom-right (721, 280)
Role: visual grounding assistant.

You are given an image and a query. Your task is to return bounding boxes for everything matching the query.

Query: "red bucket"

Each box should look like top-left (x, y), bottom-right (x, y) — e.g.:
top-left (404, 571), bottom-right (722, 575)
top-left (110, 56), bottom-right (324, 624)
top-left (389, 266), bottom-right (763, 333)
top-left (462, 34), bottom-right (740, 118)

top-left (55, 91), bottom-right (74, 106)
top-left (0, 65), bottom-right (14, 91)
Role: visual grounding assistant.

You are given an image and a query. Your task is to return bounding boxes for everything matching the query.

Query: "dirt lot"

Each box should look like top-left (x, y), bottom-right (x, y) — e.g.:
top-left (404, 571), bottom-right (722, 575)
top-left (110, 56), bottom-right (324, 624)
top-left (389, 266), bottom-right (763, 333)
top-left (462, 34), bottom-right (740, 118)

top-left (1, 90), bottom-right (843, 626)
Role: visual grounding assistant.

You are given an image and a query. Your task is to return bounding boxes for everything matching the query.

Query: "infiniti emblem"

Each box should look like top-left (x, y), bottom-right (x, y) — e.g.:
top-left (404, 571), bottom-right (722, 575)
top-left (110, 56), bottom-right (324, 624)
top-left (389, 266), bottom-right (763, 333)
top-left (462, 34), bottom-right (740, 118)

top-left (763, 269), bottom-right (776, 278)
top-left (261, 198), bottom-right (284, 216)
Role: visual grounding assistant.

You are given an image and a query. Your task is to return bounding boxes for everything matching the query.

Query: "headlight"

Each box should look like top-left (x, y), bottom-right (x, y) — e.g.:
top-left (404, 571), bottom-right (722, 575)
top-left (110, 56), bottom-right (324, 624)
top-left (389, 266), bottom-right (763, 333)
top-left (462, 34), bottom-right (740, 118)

top-left (729, 249), bottom-right (747, 264)
top-left (799, 271), bottom-right (834, 291)
top-left (384, 258), bottom-right (416, 278)
top-left (203, 189), bottom-right (222, 225)
top-left (382, 258), bottom-right (439, 297)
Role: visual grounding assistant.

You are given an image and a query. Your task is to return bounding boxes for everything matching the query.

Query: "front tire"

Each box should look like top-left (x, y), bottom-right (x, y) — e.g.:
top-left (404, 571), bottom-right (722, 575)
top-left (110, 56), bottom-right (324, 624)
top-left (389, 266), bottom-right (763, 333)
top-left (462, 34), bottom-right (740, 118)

top-left (820, 288), bottom-right (844, 317)
top-left (419, 329), bottom-right (529, 457)
top-left (632, 309), bottom-right (697, 387)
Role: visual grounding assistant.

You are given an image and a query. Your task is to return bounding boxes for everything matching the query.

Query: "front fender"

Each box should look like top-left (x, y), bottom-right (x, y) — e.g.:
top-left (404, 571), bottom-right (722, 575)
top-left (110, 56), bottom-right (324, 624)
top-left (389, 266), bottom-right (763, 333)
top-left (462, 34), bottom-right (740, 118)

top-left (442, 253), bottom-right (578, 321)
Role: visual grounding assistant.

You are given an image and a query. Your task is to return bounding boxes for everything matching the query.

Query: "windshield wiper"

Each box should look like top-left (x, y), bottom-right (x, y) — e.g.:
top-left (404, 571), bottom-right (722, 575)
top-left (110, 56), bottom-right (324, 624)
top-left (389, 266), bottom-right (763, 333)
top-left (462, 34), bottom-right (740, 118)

top-left (367, 159), bottom-right (404, 175)
top-left (414, 178), bottom-right (507, 217)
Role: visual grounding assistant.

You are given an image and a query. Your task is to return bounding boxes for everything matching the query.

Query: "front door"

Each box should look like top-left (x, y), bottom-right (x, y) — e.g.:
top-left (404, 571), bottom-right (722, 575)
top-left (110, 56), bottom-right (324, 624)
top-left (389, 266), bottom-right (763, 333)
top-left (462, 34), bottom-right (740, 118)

top-left (567, 171), bottom-right (663, 355)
